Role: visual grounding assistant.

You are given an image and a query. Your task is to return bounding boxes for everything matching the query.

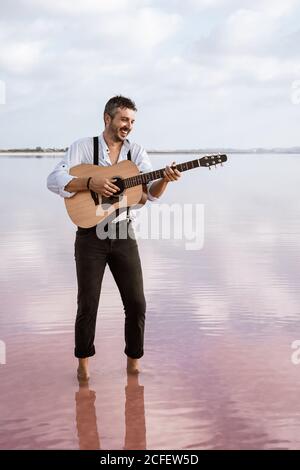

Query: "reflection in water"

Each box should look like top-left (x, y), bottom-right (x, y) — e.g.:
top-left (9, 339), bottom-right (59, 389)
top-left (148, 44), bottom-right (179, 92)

top-left (75, 374), bottom-right (146, 450)
top-left (124, 374), bottom-right (146, 450)
top-left (75, 384), bottom-right (101, 450)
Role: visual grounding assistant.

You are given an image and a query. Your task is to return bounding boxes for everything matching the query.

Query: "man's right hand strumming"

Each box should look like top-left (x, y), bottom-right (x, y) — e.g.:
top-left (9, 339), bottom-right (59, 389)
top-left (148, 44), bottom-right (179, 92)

top-left (64, 176), bottom-right (119, 196)
top-left (89, 176), bottom-right (119, 197)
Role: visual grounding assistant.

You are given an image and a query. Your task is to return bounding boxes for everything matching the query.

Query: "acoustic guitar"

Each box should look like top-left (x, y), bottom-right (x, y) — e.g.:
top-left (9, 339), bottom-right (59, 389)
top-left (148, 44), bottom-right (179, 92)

top-left (65, 154), bottom-right (227, 228)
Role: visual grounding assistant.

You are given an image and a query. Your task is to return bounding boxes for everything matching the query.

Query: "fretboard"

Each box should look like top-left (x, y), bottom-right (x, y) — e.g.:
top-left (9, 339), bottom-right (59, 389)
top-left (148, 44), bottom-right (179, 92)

top-left (123, 158), bottom-right (201, 189)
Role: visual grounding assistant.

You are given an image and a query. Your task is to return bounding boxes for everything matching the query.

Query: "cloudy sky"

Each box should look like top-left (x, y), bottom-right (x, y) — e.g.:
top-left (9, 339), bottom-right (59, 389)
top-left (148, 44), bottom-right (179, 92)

top-left (1, 0), bottom-right (300, 149)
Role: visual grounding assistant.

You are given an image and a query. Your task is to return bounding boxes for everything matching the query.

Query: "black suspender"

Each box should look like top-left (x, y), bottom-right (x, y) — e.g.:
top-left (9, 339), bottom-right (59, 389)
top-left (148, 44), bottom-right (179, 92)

top-left (93, 136), bottom-right (131, 221)
top-left (93, 136), bottom-right (99, 165)
top-left (126, 150), bottom-right (131, 221)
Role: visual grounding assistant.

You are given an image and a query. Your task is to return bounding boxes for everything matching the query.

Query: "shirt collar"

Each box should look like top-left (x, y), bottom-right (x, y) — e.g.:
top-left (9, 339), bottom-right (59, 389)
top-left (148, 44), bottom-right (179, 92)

top-left (99, 132), bottom-right (130, 164)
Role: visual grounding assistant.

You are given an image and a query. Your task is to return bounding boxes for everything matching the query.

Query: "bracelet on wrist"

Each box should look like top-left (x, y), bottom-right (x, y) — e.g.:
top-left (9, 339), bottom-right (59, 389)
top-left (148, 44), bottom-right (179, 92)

top-left (87, 177), bottom-right (92, 189)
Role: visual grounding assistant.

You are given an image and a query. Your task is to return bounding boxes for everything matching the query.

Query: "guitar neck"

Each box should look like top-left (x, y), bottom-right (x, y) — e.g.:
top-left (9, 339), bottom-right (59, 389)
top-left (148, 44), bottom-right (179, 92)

top-left (124, 158), bottom-right (201, 189)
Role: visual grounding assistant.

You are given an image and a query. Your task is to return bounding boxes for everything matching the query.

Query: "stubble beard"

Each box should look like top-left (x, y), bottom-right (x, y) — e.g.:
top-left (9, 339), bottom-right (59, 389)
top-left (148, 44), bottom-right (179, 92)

top-left (109, 123), bottom-right (130, 143)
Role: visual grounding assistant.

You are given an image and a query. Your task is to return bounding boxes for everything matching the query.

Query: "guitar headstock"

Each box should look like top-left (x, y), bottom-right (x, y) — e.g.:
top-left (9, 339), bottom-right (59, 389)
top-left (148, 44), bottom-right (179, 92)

top-left (199, 154), bottom-right (227, 168)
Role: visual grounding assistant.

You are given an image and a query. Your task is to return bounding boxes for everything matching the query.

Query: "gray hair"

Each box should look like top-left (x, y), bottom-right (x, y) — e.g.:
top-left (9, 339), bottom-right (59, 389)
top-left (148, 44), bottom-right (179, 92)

top-left (104, 95), bottom-right (137, 119)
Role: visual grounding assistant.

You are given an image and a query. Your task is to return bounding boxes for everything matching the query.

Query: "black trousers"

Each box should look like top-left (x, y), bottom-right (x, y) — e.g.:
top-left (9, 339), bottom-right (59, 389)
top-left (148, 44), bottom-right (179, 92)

top-left (74, 222), bottom-right (146, 359)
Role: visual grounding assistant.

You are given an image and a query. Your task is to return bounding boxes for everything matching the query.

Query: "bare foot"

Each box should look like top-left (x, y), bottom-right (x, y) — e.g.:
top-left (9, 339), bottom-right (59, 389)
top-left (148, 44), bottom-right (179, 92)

top-left (77, 358), bottom-right (90, 382)
top-left (127, 357), bottom-right (140, 374)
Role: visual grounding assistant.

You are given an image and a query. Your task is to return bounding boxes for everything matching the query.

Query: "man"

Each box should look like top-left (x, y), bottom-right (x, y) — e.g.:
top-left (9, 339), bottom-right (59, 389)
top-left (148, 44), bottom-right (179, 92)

top-left (47, 96), bottom-right (181, 380)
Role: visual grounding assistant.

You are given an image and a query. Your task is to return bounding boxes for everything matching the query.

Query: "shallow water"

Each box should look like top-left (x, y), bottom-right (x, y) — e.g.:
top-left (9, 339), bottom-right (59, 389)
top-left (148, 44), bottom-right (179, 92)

top-left (0, 153), bottom-right (300, 449)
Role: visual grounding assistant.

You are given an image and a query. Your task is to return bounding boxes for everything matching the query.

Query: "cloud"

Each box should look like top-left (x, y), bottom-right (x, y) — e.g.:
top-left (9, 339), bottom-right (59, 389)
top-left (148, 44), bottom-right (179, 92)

top-left (97, 7), bottom-right (181, 48)
top-left (0, 0), bottom-right (300, 148)
top-left (25, 0), bottom-right (133, 15)
top-left (0, 41), bottom-right (43, 74)
top-left (189, 0), bottom-right (298, 15)
top-left (189, 3), bottom-right (300, 87)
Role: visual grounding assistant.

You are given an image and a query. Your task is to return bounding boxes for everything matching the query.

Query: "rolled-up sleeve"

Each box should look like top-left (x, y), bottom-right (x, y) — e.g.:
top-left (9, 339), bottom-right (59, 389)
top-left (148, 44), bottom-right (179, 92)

top-left (146, 181), bottom-right (158, 201)
top-left (47, 142), bottom-right (80, 198)
top-left (135, 147), bottom-right (158, 202)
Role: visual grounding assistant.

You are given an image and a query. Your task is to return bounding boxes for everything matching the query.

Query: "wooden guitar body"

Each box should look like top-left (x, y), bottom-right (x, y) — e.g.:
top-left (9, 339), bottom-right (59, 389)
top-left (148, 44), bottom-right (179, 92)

top-left (65, 160), bottom-right (143, 228)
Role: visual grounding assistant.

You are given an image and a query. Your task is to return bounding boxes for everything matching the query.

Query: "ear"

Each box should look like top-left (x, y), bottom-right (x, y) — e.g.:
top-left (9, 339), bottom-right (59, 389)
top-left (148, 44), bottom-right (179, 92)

top-left (104, 112), bottom-right (111, 127)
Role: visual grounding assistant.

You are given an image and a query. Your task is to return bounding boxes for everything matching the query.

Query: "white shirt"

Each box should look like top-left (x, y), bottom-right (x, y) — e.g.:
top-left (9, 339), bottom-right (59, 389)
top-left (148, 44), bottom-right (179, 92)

top-left (47, 133), bottom-right (157, 224)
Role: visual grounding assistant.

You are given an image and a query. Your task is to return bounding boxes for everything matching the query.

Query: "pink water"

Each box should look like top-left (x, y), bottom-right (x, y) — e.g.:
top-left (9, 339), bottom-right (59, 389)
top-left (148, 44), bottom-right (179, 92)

top-left (1, 154), bottom-right (300, 449)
